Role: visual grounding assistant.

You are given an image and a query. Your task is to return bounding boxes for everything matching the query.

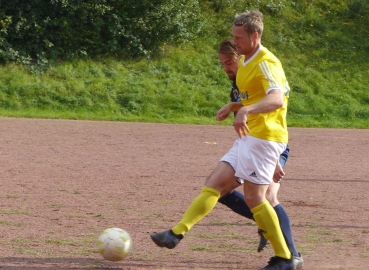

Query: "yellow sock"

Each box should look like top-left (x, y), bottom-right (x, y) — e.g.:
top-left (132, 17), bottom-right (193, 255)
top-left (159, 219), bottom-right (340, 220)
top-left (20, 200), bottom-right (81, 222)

top-left (251, 201), bottom-right (291, 259)
top-left (172, 187), bottom-right (220, 235)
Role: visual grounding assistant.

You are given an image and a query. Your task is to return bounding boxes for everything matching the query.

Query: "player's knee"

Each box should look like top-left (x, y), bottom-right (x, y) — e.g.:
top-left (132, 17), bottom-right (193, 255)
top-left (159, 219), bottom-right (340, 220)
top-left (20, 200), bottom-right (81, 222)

top-left (266, 191), bottom-right (279, 207)
top-left (204, 175), bottom-right (220, 191)
top-left (205, 176), bottom-right (239, 197)
top-left (243, 192), bottom-right (263, 209)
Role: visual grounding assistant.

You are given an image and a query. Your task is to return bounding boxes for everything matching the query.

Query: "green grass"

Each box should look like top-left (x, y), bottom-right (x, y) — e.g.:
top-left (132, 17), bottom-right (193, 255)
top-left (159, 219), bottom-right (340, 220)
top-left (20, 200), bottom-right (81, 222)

top-left (44, 238), bottom-right (80, 246)
top-left (190, 246), bottom-right (211, 251)
top-left (9, 235), bottom-right (98, 257)
top-left (5, 194), bottom-right (20, 198)
top-left (299, 225), bottom-right (362, 256)
top-left (0, 208), bottom-right (31, 215)
top-left (0, 219), bottom-right (22, 227)
top-left (0, 0), bottom-right (368, 128)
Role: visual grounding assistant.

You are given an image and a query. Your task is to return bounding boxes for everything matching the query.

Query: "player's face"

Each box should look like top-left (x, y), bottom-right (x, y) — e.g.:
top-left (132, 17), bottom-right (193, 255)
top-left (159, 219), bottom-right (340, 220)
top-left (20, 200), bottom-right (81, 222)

top-left (232, 25), bottom-right (259, 57)
top-left (219, 53), bottom-right (238, 80)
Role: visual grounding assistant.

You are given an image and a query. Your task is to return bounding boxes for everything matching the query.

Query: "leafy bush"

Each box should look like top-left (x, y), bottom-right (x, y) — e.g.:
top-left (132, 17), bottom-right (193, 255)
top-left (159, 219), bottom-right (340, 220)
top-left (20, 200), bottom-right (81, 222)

top-left (0, 0), bottom-right (368, 128)
top-left (0, 0), bottom-right (202, 64)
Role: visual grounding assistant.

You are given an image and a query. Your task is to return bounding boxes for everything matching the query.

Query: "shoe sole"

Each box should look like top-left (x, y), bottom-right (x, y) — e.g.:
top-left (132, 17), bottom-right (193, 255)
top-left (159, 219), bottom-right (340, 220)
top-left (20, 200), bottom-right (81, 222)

top-left (150, 233), bottom-right (176, 249)
top-left (150, 234), bottom-right (166, 248)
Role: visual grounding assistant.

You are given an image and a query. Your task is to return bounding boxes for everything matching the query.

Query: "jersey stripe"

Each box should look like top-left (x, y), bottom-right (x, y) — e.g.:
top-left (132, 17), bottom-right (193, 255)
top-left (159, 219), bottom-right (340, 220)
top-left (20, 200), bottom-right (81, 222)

top-left (259, 61), bottom-right (277, 87)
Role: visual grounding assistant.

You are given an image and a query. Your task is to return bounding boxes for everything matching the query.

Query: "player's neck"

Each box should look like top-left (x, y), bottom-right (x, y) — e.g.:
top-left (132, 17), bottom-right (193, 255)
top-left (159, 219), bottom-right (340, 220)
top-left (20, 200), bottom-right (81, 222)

top-left (244, 44), bottom-right (261, 62)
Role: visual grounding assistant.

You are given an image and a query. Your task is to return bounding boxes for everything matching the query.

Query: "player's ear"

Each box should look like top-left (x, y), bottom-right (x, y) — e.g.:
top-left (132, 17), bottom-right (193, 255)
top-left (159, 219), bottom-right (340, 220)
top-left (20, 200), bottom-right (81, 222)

top-left (252, 32), bottom-right (259, 42)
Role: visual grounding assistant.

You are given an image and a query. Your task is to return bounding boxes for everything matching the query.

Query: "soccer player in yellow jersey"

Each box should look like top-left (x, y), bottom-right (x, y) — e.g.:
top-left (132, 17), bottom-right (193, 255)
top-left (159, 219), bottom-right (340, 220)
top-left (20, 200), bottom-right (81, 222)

top-left (151, 10), bottom-right (295, 270)
top-left (219, 10), bottom-right (293, 269)
top-left (217, 38), bottom-right (303, 269)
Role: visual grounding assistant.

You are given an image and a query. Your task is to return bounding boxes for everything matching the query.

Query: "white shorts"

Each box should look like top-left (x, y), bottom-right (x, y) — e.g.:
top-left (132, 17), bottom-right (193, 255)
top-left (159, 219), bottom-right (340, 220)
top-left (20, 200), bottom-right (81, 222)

top-left (220, 136), bottom-right (286, 185)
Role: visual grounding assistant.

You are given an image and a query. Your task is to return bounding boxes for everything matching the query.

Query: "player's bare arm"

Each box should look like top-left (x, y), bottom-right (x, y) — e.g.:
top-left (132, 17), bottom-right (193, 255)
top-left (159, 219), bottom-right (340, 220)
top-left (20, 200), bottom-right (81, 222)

top-left (273, 161), bottom-right (285, 183)
top-left (233, 106), bottom-right (249, 137)
top-left (243, 89), bottom-right (284, 114)
top-left (216, 101), bottom-right (242, 121)
top-left (233, 89), bottom-right (283, 138)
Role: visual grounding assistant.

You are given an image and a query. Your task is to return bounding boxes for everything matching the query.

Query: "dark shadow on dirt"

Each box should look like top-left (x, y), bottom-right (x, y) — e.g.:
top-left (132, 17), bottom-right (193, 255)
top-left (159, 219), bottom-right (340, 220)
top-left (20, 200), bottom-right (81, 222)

top-left (284, 178), bottom-right (369, 183)
top-left (0, 257), bottom-right (246, 269)
top-left (192, 175), bottom-right (369, 183)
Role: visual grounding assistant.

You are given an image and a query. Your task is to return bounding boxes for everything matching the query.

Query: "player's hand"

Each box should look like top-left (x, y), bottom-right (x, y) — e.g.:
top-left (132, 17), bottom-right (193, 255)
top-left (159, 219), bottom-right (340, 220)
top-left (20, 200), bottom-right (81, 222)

top-left (233, 107), bottom-right (249, 138)
top-left (273, 162), bottom-right (285, 183)
top-left (216, 104), bottom-right (231, 121)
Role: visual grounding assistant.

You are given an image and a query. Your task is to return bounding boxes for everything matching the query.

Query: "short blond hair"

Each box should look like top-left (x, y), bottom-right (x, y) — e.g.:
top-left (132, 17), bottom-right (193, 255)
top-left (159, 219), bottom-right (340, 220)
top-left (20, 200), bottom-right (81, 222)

top-left (233, 10), bottom-right (264, 37)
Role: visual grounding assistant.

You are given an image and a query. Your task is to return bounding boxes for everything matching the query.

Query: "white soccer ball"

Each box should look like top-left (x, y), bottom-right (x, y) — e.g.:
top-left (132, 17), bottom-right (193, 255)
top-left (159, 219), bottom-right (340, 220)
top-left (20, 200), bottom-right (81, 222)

top-left (98, 227), bottom-right (132, 261)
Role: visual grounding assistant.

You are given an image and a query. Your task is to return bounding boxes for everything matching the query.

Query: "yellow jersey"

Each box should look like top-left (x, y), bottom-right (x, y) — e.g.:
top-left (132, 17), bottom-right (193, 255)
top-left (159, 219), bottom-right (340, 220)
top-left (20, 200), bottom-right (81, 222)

top-left (236, 46), bottom-right (290, 143)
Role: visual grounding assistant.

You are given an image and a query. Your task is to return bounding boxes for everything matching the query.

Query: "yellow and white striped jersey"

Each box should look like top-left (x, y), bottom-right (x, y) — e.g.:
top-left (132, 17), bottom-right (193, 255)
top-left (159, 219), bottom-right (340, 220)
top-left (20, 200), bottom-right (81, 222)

top-left (236, 45), bottom-right (290, 143)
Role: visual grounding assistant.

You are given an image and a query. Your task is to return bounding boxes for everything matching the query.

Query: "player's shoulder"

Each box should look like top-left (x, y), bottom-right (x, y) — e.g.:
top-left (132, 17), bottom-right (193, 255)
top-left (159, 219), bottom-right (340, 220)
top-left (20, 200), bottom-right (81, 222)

top-left (259, 46), bottom-right (281, 65)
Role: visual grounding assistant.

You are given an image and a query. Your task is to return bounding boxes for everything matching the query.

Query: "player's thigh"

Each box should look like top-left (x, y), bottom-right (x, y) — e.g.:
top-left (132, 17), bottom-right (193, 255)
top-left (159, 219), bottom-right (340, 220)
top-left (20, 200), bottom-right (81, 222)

top-left (205, 161), bottom-right (239, 196)
top-left (266, 181), bottom-right (280, 207)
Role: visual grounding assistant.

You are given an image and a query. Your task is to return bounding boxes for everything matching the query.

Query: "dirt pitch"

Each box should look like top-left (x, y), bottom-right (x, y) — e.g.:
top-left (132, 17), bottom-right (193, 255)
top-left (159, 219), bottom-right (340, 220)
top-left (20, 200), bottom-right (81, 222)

top-left (0, 117), bottom-right (368, 270)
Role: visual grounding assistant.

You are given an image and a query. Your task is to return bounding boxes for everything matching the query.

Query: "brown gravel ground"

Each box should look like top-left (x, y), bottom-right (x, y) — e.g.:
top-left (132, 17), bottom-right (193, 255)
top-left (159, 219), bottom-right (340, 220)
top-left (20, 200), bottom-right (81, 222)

top-left (0, 117), bottom-right (368, 270)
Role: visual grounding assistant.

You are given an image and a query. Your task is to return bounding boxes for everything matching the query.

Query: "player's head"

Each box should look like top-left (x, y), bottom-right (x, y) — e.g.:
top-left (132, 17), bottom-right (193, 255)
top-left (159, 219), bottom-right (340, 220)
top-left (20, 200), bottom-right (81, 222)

top-left (232, 10), bottom-right (263, 56)
top-left (218, 39), bottom-right (239, 81)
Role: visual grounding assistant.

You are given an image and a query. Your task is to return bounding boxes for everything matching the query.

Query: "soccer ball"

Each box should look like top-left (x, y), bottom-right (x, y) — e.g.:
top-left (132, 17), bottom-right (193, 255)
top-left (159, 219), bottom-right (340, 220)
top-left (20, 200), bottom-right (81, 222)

top-left (98, 227), bottom-right (132, 261)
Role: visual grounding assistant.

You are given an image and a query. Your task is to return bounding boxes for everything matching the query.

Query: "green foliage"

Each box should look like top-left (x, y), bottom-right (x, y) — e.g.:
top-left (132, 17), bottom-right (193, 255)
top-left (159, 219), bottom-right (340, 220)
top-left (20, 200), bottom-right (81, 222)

top-left (0, 48), bottom-right (229, 120)
top-left (0, 0), bottom-right (368, 128)
top-left (263, 0), bottom-right (369, 127)
top-left (0, 0), bottom-right (202, 65)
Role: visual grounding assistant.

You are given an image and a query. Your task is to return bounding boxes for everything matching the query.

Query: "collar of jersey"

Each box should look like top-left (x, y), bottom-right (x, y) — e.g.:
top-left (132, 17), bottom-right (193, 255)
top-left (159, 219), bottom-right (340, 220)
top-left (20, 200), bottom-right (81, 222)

top-left (242, 45), bottom-right (263, 66)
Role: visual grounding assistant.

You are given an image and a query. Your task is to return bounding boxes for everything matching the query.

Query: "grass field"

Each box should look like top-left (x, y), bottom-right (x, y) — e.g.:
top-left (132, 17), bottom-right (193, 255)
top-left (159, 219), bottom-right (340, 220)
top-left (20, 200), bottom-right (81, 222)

top-left (0, 1), bottom-right (368, 128)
